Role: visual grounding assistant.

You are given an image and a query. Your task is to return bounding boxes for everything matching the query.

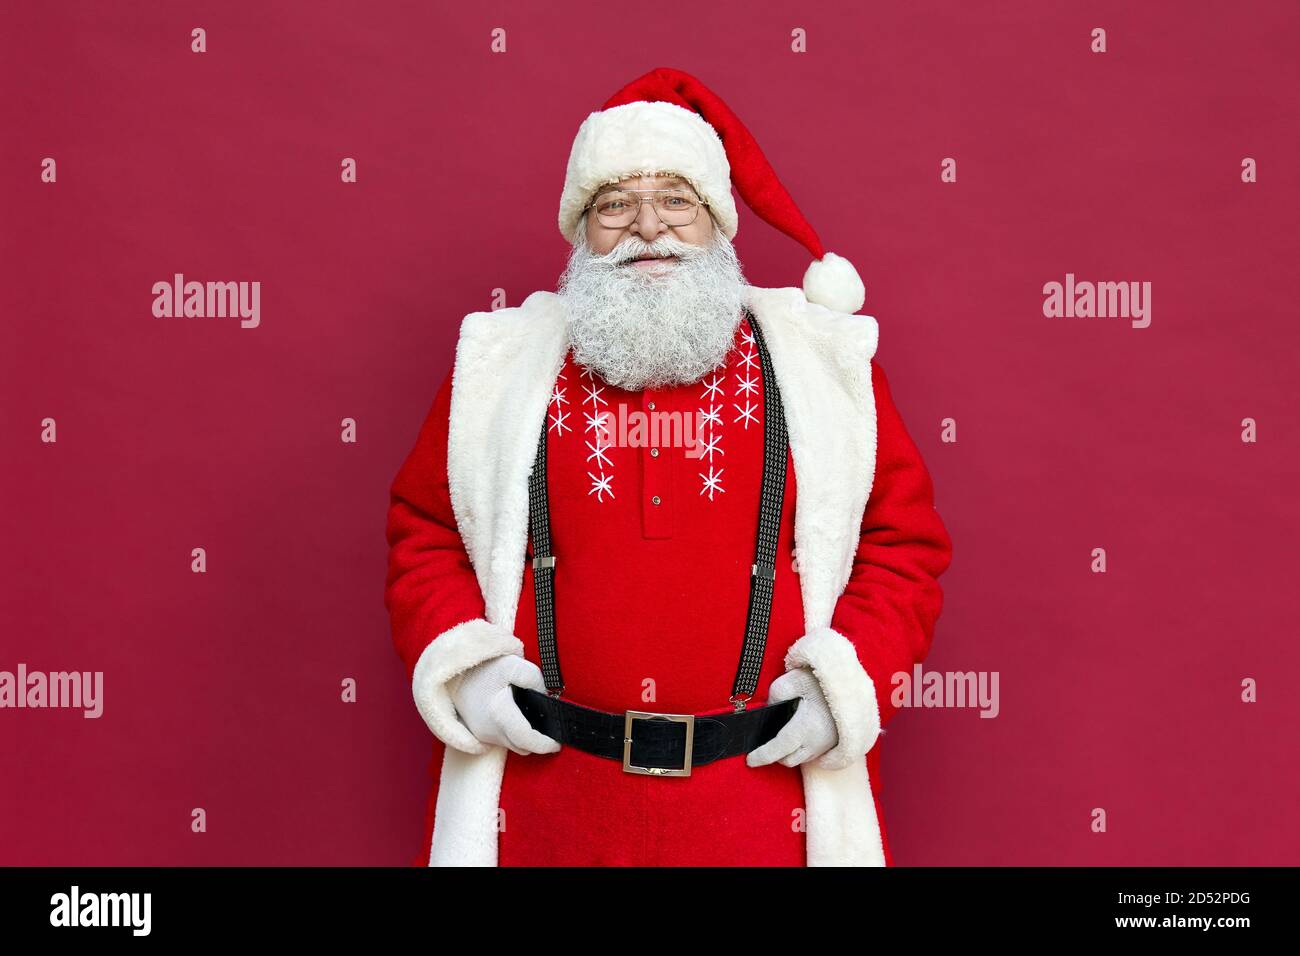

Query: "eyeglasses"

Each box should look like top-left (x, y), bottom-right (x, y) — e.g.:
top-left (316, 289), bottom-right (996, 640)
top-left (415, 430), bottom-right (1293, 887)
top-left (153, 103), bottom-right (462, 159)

top-left (585, 188), bottom-right (710, 229)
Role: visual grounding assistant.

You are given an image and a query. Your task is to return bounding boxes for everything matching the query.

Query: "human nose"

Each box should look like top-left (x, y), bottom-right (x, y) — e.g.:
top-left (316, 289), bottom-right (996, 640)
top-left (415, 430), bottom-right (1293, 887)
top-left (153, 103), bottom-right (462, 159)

top-left (628, 197), bottom-right (669, 240)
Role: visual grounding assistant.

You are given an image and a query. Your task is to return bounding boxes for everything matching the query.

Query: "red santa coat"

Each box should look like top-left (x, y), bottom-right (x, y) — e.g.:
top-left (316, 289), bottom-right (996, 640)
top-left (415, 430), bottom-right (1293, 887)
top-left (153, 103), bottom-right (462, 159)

top-left (385, 285), bottom-right (952, 866)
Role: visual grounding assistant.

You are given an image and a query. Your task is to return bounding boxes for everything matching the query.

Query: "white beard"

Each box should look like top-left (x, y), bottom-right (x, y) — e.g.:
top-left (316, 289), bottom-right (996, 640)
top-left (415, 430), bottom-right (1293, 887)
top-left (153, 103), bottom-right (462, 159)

top-left (556, 227), bottom-right (748, 390)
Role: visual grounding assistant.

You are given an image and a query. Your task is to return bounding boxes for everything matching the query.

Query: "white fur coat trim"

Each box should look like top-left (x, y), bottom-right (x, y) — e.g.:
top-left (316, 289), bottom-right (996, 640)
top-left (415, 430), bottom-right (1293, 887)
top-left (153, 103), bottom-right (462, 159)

top-left (411, 618), bottom-right (524, 756)
top-left (446, 291), bottom-right (570, 630)
top-left (426, 285), bottom-right (885, 866)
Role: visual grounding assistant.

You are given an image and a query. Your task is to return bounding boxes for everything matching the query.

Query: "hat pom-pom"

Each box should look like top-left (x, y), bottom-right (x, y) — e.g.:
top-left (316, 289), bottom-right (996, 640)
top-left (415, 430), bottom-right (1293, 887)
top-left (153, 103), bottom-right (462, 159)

top-left (803, 251), bottom-right (865, 314)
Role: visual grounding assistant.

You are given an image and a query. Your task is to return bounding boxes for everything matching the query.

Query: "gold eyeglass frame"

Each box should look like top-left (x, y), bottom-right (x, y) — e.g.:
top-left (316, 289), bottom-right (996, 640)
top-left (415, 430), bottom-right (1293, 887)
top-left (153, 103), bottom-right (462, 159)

top-left (584, 186), bottom-right (712, 229)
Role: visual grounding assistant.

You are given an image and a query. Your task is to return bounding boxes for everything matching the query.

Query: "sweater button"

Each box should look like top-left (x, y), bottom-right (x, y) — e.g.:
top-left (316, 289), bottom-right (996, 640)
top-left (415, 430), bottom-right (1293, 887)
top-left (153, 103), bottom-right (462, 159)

top-left (650, 448), bottom-right (660, 458)
top-left (647, 401), bottom-right (656, 410)
top-left (651, 495), bottom-right (662, 505)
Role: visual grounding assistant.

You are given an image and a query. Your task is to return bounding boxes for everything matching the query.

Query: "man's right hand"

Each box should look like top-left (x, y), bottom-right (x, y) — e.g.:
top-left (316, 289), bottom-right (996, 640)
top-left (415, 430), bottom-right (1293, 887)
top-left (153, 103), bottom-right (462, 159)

top-left (448, 654), bottom-right (563, 755)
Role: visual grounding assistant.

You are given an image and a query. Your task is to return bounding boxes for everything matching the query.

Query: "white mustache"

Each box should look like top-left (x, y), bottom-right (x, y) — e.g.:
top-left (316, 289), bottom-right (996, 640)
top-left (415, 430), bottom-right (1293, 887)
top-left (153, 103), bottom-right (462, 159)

top-left (598, 235), bottom-right (704, 266)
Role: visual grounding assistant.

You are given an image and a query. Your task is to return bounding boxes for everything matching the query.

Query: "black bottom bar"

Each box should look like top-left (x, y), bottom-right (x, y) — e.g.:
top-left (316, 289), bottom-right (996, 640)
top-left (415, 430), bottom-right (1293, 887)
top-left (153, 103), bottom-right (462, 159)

top-left (0, 866), bottom-right (1285, 941)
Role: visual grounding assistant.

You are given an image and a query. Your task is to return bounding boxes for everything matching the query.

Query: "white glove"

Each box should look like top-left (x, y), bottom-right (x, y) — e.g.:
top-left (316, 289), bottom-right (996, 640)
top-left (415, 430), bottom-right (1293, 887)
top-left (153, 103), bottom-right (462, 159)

top-left (746, 667), bottom-right (839, 768)
top-left (447, 654), bottom-right (562, 756)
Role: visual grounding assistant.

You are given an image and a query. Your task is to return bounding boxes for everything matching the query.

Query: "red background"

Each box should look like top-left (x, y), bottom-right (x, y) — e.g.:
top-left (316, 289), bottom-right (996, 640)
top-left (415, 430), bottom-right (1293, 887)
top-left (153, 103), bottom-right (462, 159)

top-left (2, 0), bottom-right (1297, 865)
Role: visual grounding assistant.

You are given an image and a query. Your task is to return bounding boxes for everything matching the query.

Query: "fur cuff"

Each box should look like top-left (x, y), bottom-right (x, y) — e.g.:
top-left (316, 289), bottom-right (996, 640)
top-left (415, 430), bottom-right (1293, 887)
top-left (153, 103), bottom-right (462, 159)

top-left (411, 618), bottom-right (523, 755)
top-left (784, 626), bottom-right (880, 771)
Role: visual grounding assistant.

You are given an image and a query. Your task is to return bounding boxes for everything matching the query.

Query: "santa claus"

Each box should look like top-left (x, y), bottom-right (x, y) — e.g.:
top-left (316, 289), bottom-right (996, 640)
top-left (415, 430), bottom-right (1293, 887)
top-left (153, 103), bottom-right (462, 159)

top-left (384, 67), bottom-right (953, 866)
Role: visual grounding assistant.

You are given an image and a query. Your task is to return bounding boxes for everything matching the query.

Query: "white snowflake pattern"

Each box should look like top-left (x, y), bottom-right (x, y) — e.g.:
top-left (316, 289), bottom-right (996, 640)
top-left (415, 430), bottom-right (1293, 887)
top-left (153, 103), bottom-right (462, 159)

top-left (585, 438), bottom-right (613, 469)
top-left (548, 406), bottom-right (572, 435)
top-left (588, 472), bottom-right (614, 502)
top-left (701, 373), bottom-right (725, 402)
top-left (698, 431), bottom-right (724, 462)
top-left (580, 370), bottom-right (614, 502)
top-left (699, 466), bottom-right (725, 500)
top-left (734, 373), bottom-right (759, 397)
top-left (558, 344), bottom-right (760, 506)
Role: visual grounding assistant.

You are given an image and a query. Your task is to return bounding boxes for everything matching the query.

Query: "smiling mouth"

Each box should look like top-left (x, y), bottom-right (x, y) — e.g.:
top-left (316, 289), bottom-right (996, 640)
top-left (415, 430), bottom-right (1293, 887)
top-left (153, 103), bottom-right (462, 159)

top-left (623, 254), bottom-right (679, 266)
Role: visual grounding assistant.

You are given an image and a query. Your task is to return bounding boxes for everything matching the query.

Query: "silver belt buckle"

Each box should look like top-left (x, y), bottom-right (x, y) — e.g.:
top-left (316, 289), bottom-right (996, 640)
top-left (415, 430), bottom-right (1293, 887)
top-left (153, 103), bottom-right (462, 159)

top-left (623, 710), bottom-right (695, 777)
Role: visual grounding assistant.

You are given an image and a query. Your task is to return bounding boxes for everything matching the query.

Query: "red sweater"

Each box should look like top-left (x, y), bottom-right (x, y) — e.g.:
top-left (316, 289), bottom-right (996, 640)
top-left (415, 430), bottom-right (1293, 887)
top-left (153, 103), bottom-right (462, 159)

top-left (385, 315), bottom-right (953, 866)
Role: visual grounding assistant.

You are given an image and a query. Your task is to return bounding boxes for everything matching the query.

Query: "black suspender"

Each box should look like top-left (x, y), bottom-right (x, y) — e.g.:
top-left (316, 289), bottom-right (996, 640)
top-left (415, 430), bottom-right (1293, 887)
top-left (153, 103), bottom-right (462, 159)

top-left (527, 423), bottom-right (562, 693)
top-left (526, 309), bottom-right (789, 711)
top-left (731, 316), bottom-right (788, 708)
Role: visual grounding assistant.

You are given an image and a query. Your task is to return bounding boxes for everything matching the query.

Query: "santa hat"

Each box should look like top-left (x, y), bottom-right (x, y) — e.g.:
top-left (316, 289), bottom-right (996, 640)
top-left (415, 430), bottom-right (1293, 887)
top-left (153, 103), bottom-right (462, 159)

top-left (558, 67), bottom-right (866, 315)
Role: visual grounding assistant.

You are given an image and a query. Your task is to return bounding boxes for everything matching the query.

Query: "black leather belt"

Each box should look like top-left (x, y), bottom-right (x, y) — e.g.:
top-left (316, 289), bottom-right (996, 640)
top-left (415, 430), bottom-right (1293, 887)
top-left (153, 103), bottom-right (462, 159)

top-left (512, 685), bottom-right (799, 777)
